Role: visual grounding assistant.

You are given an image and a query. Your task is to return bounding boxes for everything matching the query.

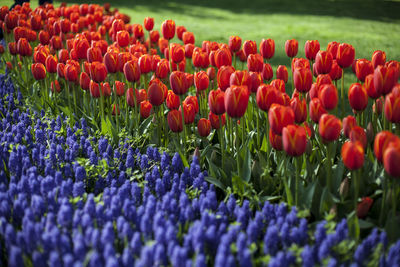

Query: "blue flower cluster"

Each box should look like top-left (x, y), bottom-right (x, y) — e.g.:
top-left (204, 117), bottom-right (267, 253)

top-left (0, 73), bottom-right (400, 266)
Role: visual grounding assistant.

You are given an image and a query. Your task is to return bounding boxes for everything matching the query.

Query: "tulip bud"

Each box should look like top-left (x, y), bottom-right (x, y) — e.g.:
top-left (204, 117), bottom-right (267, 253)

top-left (224, 85), bottom-right (249, 118)
top-left (247, 53), bottom-right (263, 73)
top-left (350, 126), bottom-right (367, 149)
top-left (305, 40), bottom-right (320, 61)
top-left (215, 48), bottom-right (232, 69)
top-left (282, 125), bottom-right (307, 157)
top-left (383, 140), bottom-right (400, 177)
top-left (341, 141), bottom-right (364, 170)
top-left (123, 60), bottom-right (141, 82)
top-left (384, 92), bottom-right (400, 123)
top-left (208, 112), bottom-right (226, 129)
top-left (314, 50), bottom-right (333, 75)
top-left (355, 59), bottom-right (373, 82)
top-left (348, 83), bottom-right (368, 112)
top-left (260, 39), bottom-right (275, 60)
top-left (80, 72), bottom-right (90, 91)
top-left (339, 177), bottom-right (349, 198)
top-left (170, 71), bottom-right (189, 95)
top-left (336, 43), bottom-right (355, 68)
top-left (198, 118), bottom-right (211, 137)
top-left (217, 66), bottom-right (235, 91)
top-left (182, 32), bottom-right (195, 45)
top-left (168, 109), bottom-right (183, 132)
top-left (262, 63), bottom-right (273, 82)
top-left (51, 80), bottom-right (61, 93)
top-left (45, 55), bottom-right (58, 74)
top-left (374, 65), bottom-right (399, 96)
top-left (293, 67), bottom-right (312, 93)
top-left (319, 114), bottom-right (342, 142)
top-left (89, 80), bottom-right (100, 98)
top-left (285, 39), bottom-right (298, 58)
top-left (290, 97), bottom-right (307, 123)
top-left (138, 54), bottom-right (152, 74)
top-left (170, 43), bottom-right (185, 63)
top-left (276, 65), bottom-right (288, 84)
top-left (318, 84), bottom-right (338, 111)
top-left (329, 60), bottom-right (342, 81)
top-left (194, 71), bottom-right (209, 92)
top-left (357, 197), bottom-right (373, 219)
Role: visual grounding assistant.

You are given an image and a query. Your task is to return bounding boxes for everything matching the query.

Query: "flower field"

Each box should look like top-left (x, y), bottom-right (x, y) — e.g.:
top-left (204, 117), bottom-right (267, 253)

top-left (0, 1), bottom-right (400, 266)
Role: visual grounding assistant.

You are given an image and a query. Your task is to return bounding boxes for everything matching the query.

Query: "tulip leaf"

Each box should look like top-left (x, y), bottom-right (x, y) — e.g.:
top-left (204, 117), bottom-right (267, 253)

top-left (347, 211), bottom-right (360, 240)
top-left (205, 176), bottom-right (225, 190)
top-left (241, 146), bottom-right (251, 183)
top-left (333, 162), bottom-right (345, 195)
top-left (101, 116), bottom-right (113, 136)
top-left (320, 187), bottom-right (334, 215)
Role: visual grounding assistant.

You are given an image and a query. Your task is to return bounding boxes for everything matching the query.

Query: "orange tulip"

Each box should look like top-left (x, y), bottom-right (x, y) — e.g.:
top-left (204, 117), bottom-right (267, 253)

top-left (87, 47), bottom-right (102, 63)
top-left (364, 74), bottom-right (380, 99)
top-left (282, 124), bottom-right (307, 157)
top-left (348, 83), bottom-right (368, 111)
top-left (319, 114), bottom-right (342, 142)
top-left (208, 89), bottom-right (226, 115)
top-left (90, 80), bottom-right (100, 98)
top-left (224, 85), bottom-right (250, 118)
top-left (168, 109), bottom-right (183, 132)
top-left (182, 32), bottom-right (195, 45)
top-left (155, 59), bottom-right (170, 79)
top-left (341, 141), bottom-right (365, 170)
top-left (304, 40), bottom-right (320, 61)
top-left (192, 49), bottom-right (210, 69)
top-left (260, 39), bottom-right (275, 60)
top-left (256, 84), bottom-right (282, 112)
top-left (176, 26), bottom-right (187, 40)
top-left (89, 62), bottom-right (108, 83)
top-left (45, 55), bottom-right (58, 73)
top-left (285, 39), bottom-right (298, 58)
top-left (268, 104), bottom-right (295, 135)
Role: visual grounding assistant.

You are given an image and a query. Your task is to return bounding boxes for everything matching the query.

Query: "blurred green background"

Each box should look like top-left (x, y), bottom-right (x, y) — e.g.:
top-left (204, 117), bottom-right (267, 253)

top-left (1, 0), bottom-right (400, 69)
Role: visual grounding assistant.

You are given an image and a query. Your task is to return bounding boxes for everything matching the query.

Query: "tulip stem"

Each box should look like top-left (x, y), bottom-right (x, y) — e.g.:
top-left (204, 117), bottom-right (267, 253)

top-left (72, 83), bottom-right (77, 117)
top-left (180, 95), bottom-right (186, 153)
top-left (326, 142), bottom-right (333, 194)
top-left (353, 169), bottom-right (359, 216)
top-left (392, 179), bottom-right (397, 218)
top-left (218, 116), bottom-right (225, 168)
top-left (115, 96), bottom-right (120, 132)
top-left (229, 117), bottom-right (233, 154)
top-left (236, 119), bottom-right (240, 174)
top-left (379, 176), bottom-right (387, 226)
top-left (341, 69), bottom-right (345, 118)
top-left (295, 156), bottom-right (302, 207)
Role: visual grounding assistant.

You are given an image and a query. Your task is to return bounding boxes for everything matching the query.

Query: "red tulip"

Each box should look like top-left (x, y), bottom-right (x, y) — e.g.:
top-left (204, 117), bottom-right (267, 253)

top-left (17, 38), bottom-right (32, 57)
top-left (384, 92), bottom-right (400, 123)
top-left (50, 36), bottom-right (63, 51)
top-left (51, 80), bottom-right (61, 93)
top-left (262, 63), bottom-right (273, 81)
top-left (341, 141), bottom-right (364, 170)
top-left (293, 67), bottom-right (312, 93)
top-left (229, 36), bottom-right (242, 53)
top-left (269, 129), bottom-right (283, 151)
top-left (198, 118), bottom-right (211, 137)
top-left (38, 31), bottom-right (50, 45)
top-left (256, 84), bottom-right (282, 111)
top-left (304, 40), bottom-right (320, 61)
top-left (170, 43), bottom-right (185, 63)
top-left (184, 95), bottom-right (199, 114)
top-left (374, 131), bottom-right (397, 162)
top-left (192, 49), bottom-right (210, 69)
top-left (268, 104), bottom-right (295, 135)
top-left (217, 65), bottom-right (235, 91)
top-left (348, 83), bottom-right (368, 111)
top-left (101, 82), bottom-right (111, 98)
top-left (208, 89), bottom-right (226, 115)
top-left (285, 39), bottom-right (298, 58)
top-left (45, 55), bottom-right (58, 73)
top-left (184, 44), bottom-right (194, 58)
top-left (161, 20), bottom-right (175, 40)
top-left (64, 64), bottom-right (79, 83)
top-left (315, 50), bottom-right (333, 75)
top-left (31, 63), bottom-right (46, 80)
top-left (74, 38), bottom-right (90, 60)
top-left (383, 140), bottom-right (400, 177)
top-left (150, 30), bottom-right (160, 44)
top-left (248, 72), bottom-right (262, 93)
top-left (90, 80), bottom-right (100, 98)
top-left (139, 54), bottom-right (152, 74)
top-left (357, 197), bottom-right (373, 219)
top-left (260, 39), bottom-right (275, 60)
top-left (243, 40), bottom-right (257, 58)
top-left (373, 97), bottom-right (383, 115)
top-left (87, 47), bottom-right (102, 63)
top-left (336, 43), bottom-right (355, 68)
top-left (292, 58), bottom-right (310, 73)
top-left (329, 60), bottom-right (342, 81)
top-left (123, 60), bottom-right (141, 82)
top-left (224, 85), bottom-right (250, 118)
top-left (4, 11), bottom-right (18, 30)
top-left (318, 84), bottom-right (338, 111)
top-left (215, 48), bottom-right (232, 69)
top-left (247, 53), bottom-right (263, 72)
top-left (194, 71), bottom-right (209, 92)
top-left (58, 49), bottom-right (69, 64)
top-left (80, 72), bottom-right (90, 91)
top-left (236, 49), bottom-right (246, 62)
top-left (89, 62), bottom-right (107, 83)
top-left (57, 63), bottom-right (65, 78)
top-left (364, 74), bottom-right (380, 99)
top-left (170, 71), bottom-right (189, 95)
top-left (156, 59), bottom-right (170, 79)
top-left (148, 81), bottom-right (165, 106)
top-left (144, 17), bottom-right (154, 31)
top-left (270, 79), bottom-right (286, 93)
top-left (230, 70), bottom-right (252, 89)
top-left (355, 59), bottom-right (373, 82)
top-left (342, 115), bottom-right (357, 138)
top-left (282, 124), bottom-right (307, 157)
top-left (126, 88), bottom-right (140, 107)
top-left (350, 126), bottom-right (367, 149)
top-left (319, 114), bottom-right (342, 142)
top-left (374, 65), bottom-right (399, 96)
top-left (290, 97), bottom-right (307, 123)
top-left (133, 24), bottom-right (144, 39)
top-left (327, 41), bottom-right (339, 60)
top-left (164, 90), bottom-right (178, 110)
top-left (372, 50), bottom-right (386, 69)
top-left (140, 101), bottom-right (153, 118)
top-left (176, 26), bottom-right (186, 40)
top-left (209, 111), bottom-right (226, 129)
top-left (182, 32), bottom-right (195, 45)
top-left (275, 65), bottom-right (288, 84)
top-left (168, 109), bottom-right (183, 132)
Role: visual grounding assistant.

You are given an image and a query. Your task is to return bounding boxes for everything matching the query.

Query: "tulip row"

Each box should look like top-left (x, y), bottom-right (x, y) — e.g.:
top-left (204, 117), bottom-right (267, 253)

top-left (1, 2), bottom-right (400, 238)
top-left (2, 70), bottom-right (400, 267)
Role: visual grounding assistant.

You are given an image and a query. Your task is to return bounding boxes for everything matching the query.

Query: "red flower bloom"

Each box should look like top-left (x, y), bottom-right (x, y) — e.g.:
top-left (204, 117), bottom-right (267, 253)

top-left (315, 50), bottom-right (333, 75)
top-left (336, 43), bottom-right (355, 68)
top-left (31, 63), bottom-right (46, 80)
top-left (348, 83), bottom-right (368, 111)
top-left (304, 40), bottom-right (320, 61)
top-left (161, 20), bottom-right (175, 40)
top-left (268, 104), bottom-right (295, 135)
top-left (144, 17), bottom-right (154, 31)
top-left (276, 65), bottom-right (289, 84)
top-left (168, 109), bottom-right (183, 132)
top-left (282, 124), bottom-right (307, 157)
top-left (243, 40), bottom-right (257, 58)
top-left (319, 114), bottom-right (342, 142)
top-left (357, 197), bottom-right (373, 219)
top-left (140, 101), bottom-right (152, 118)
top-left (229, 36), bottom-right (242, 53)
top-left (318, 84), bottom-right (338, 111)
top-left (293, 67), bottom-right (312, 93)
top-left (224, 85), bottom-right (250, 118)
top-left (285, 39), bottom-right (298, 58)
top-left (198, 118), bottom-right (211, 137)
top-left (260, 38), bottom-right (275, 60)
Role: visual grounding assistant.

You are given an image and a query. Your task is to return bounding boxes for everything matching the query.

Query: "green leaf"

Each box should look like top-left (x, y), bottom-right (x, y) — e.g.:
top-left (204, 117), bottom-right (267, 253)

top-left (347, 211), bottom-right (360, 240)
top-left (232, 175), bottom-right (245, 197)
top-left (320, 187), bottom-right (334, 215)
top-left (101, 117), bottom-right (113, 136)
top-left (333, 161), bottom-right (345, 192)
top-left (205, 176), bottom-right (226, 190)
top-left (241, 146), bottom-right (251, 182)
top-left (302, 182), bottom-right (316, 210)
